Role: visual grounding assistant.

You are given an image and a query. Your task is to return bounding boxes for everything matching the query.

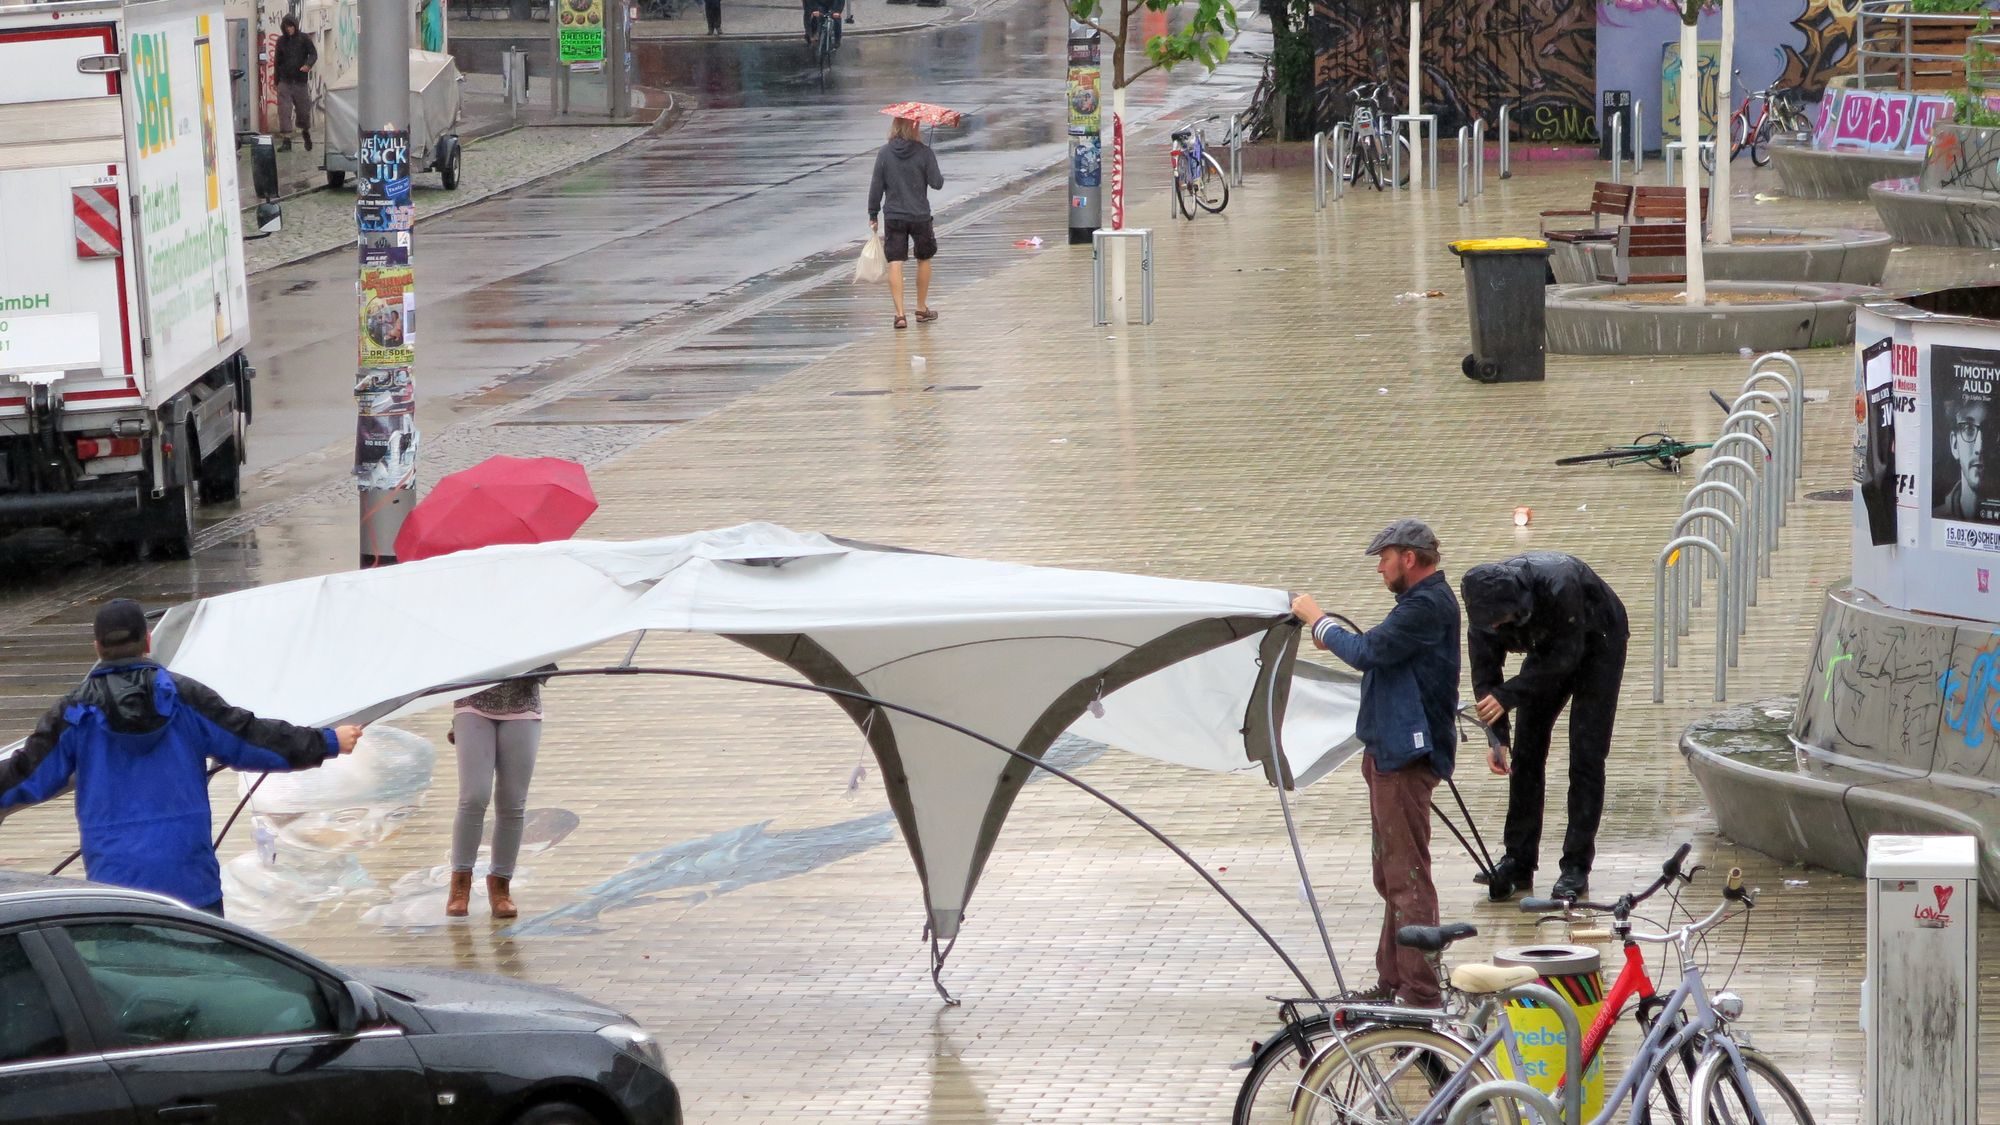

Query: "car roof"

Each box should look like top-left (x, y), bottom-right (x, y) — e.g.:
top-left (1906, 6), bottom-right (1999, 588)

top-left (0, 868), bottom-right (210, 927)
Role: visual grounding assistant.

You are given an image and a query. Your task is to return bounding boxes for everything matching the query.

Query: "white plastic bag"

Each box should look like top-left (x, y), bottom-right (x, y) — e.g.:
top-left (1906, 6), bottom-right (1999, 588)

top-left (854, 233), bottom-right (886, 284)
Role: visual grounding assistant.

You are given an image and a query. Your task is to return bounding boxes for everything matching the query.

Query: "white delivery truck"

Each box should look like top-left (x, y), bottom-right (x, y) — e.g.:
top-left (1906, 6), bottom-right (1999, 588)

top-left (0, 0), bottom-right (253, 558)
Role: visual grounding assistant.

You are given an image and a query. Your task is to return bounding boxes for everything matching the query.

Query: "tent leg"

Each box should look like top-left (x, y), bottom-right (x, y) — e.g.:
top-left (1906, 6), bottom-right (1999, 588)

top-left (929, 932), bottom-right (962, 1007)
top-left (1430, 799), bottom-right (1493, 882)
top-left (1442, 776), bottom-right (1496, 878)
top-left (1271, 779), bottom-right (1345, 996)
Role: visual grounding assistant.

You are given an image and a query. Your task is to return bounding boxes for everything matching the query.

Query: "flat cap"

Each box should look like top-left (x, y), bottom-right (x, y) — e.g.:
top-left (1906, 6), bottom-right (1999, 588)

top-left (1365, 518), bottom-right (1439, 556)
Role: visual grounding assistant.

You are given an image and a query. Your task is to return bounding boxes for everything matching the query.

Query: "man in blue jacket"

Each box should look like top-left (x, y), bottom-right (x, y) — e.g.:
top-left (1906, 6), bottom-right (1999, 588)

top-left (0, 599), bottom-right (362, 916)
top-left (1292, 519), bottom-right (1461, 1007)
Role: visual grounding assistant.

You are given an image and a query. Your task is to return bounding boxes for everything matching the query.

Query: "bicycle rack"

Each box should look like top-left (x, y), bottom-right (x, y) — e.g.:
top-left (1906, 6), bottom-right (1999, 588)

top-left (1498, 104), bottom-right (1513, 179)
top-left (1655, 535), bottom-right (1730, 703)
top-left (1632, 98), bottom-right (1645, 175)
top-left (1670, 507), bottom-right (1737, 667)
top-left (1681, 479), bottom-right (1750, 645)
top-left (1312, 131), bottom-right (1326, 210)
top-left (1441, 981), bottom-right (1579, 1125)
top-left (1749, 350), bottom-right (1805, 466)
top-left (1390, 113), bottom-right (1438, 191)
top-left (1739, 376), bottom-right (1801, 500)
top-left (1090, 228), bottom-right (1154, 326)
top-left (1457, 125), bottom-right (1470, 206)
top-left (1472, 117), bottom-right (1486, 196)
top-left (1663, 140), bottom-right (1717, 186)
top-left (1721, 409), bottom-right (1784, 547)
top-left (1610, 112), bottom-right (1624, 184)
top-left (1226, 113), bottom-right (1245, 187)
top-left (1709, 434), bottom-right (1773, 572)
top-left (1700, 453), bottom-right (1763, 606)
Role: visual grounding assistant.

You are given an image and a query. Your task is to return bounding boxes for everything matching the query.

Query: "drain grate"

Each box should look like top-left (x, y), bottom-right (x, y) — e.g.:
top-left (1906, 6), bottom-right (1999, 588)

top-left (1806, 488), bottom-right (1852, 502)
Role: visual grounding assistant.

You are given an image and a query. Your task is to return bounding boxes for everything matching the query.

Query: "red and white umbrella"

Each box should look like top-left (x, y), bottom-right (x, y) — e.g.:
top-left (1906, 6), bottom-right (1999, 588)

top-left (880, 101), bottom-right (965, 129)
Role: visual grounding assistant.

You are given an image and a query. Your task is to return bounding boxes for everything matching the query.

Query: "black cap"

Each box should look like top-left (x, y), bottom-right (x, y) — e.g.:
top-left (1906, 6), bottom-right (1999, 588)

top-left (1365, 518), bottom-right (1440, 556)
top-left (93, 599), bottom-right (148, 649)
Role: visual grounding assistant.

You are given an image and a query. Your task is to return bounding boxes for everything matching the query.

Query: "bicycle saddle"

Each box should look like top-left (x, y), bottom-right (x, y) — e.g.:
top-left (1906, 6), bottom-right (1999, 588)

top-left (1450, 963), bottom-right (1540, 995)
top-left (1394, 922), bottom-right (1477, 953)
top-left (1171, 128), bottom-right (1192, 141)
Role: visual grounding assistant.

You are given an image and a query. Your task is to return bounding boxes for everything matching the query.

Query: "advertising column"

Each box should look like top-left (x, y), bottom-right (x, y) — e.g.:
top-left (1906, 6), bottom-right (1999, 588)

top-left (1066, 21), bottom-right (1101, 244)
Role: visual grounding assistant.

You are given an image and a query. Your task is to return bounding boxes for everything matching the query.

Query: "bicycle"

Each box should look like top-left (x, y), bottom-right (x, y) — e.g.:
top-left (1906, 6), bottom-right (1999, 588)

top-left (1555, 433), bottom-right (1714, 473)
top-left (1286, 845), bottom-right (1813, 1125)
top-left (1329, 81), bottom-right (1412, 191)
top-left (1242, 51), bottom-right (1278, 142)
top-left (1701, 73), bottom-right (1811, 172)
top-left (806, 1), bottom-right (840, 83)
top-left (1170, 116), bottom-right (1230, 219)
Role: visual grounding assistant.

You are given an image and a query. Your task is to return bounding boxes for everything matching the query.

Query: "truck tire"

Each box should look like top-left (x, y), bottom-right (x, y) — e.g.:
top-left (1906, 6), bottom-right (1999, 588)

top-left (327, 169), bottom-right (347, 189)
top-left (143, 478), bottom-right (196, 561)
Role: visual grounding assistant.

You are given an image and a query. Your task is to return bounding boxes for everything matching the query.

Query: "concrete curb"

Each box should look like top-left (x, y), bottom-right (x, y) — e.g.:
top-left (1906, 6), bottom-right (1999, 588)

top-left (1558, 228), bottom-right (1894, 286)
top-left (1767, 139), bottom-right (1921, 202)
top-left (1545, 281), bottom-right (1877, 355)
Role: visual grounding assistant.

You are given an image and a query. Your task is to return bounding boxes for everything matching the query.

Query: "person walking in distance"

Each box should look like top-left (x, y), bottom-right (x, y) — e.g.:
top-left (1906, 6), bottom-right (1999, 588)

top-left (1461, 552), bottom-right (1630, 903)
top-left (1291, 520), bottom-right (1461, 1007)
top-left (273, 15), bottom-right (317, 152)
top-left (868, 116), bottom-right (944, 330)
top-left (0, 600), bottom-right (362, 916)
top-left (704, 0), bottom-right (722, 36)
top-left (445, 667), bottom-right (554, 919)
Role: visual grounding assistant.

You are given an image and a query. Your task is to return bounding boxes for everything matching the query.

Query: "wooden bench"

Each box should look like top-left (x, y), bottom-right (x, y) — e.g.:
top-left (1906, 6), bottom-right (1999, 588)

top-left (1540, 181), bottom-right (1633, 243)
top-left (1598, 222), bottom-right (1690, 285)
top-left (1632, 185), bottom-right (1710, 226)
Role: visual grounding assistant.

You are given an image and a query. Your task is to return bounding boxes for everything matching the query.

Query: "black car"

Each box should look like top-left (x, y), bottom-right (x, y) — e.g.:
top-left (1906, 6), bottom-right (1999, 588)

top-left (0, 871), bottom-right (679, 1124)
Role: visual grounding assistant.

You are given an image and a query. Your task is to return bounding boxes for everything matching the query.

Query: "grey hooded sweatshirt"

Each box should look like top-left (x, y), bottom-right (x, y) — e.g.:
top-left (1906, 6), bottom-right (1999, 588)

top-left (868, 137), bottom-right (944, 223)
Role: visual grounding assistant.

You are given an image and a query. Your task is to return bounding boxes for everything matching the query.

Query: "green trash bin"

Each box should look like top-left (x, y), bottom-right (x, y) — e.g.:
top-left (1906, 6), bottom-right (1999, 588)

top-left (1448, 237), bottom-right (1550, 384)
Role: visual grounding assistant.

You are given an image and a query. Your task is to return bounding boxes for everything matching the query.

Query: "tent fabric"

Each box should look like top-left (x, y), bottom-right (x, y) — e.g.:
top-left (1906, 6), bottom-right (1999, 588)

top-left (130, 523), bottom-right (1360, 940)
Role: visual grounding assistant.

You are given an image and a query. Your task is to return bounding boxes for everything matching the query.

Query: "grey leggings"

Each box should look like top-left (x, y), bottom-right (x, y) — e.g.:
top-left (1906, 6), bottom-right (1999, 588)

top-left (451, 713), bottom-right (542, 878)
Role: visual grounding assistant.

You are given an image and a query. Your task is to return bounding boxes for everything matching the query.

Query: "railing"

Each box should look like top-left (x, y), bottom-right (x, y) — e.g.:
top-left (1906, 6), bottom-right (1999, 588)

top-left (1498, 104), bottom-right (1513, 179)
top-left (1856, 0), bottom-right (1983, 91)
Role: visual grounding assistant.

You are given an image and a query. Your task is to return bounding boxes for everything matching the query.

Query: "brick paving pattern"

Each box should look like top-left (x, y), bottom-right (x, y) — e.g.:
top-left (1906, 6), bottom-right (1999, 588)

top-left (9, 142), bottom-right (2000, 1121)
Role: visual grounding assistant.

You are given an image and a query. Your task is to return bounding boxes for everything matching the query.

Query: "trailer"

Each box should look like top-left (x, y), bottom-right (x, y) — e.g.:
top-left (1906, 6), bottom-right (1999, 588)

top-left (0, 0), bottom-right (255, 558)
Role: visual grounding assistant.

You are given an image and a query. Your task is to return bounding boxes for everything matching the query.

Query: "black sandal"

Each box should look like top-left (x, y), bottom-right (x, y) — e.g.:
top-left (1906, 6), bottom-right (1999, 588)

top-left (915, 308), bottom-right (939, 322)
top-left (893, 315), bottom-right (908, 329)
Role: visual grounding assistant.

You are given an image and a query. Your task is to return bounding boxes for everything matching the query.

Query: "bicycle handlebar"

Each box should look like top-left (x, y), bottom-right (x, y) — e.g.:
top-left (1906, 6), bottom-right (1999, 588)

top-left (1520, 843), bottom-right (1695, 915)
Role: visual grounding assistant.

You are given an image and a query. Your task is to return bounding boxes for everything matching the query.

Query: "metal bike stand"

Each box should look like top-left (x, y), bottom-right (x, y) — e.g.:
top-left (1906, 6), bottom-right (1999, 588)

top-left (1700, 454), bottom-right (1762, 606)
top-left (1313, 131), bottom-right (1327, 210)
top-left (1663, 140), bottom-right (1716, 185)
top-left (1227, 113), bottom-right (1245, 187)
top-left (1091, 228), bottom-right (1154, 326)
top-left (1681, 479), bottom-right (1749, 640)
top-left (1711, 432), bottom-right (1774, 571)
top-left (1610, 112), bottom-right (1624, 184)
top-left (1390, 112), bottom-right (1438, 190)
top-left (1330, 123), bottom-right (1348, 202)
top-left (1632, 97), bottom-right (1645, 174)
top-left (1498, 104), bottom-right (1513, 179)
top-left (1670, 508), bottom-right (1736, 667)
top-left (1655, 534), bottom-right (1730, 703)
top-left (1722, 406), bottom-right (1786, 542)
top-left (1457, 125), bottom-right (1471, 205)
top-left (1741, 369), bottom-right (1802, 497)
top-left (1472, 117), bottom-right (1485, 195)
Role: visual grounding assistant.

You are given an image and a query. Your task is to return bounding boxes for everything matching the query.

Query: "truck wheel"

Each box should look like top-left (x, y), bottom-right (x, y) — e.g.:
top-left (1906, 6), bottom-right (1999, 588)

top-left (198, 437), bottom-right (243, 504)
top-left (327, 169), bottom-right (347, 189)
top-left (440, 140), bottom-right (462, 190)
top-left (143, 479), bottom-right (196, 561)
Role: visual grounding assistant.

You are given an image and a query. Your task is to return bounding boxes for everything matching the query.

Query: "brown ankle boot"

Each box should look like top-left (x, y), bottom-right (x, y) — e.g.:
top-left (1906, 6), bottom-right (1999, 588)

top-left (486, 874), bottom-right (517, 919)
top-left (445, 870), bottom-right (472, 917)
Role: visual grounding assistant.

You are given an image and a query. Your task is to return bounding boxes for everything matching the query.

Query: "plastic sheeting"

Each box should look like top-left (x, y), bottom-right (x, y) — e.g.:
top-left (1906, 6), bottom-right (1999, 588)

top-left (131, 524), bottom-right (1361, 940)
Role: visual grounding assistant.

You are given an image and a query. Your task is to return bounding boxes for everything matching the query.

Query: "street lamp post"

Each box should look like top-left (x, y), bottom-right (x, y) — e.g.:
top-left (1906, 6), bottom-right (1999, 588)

top-left (355, 0), bottom-right (417, 567)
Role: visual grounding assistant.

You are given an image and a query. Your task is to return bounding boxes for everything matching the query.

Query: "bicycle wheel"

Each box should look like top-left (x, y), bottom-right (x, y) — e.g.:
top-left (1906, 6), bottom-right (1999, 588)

top-left (1234, 1015), bottom-right (1337, 1125)
top-left (1173, 153), bottom-right (1197, 220)
top-left (1750, 119), bottom-right (1776, 167)
top-left (1390, 133), bottom-right (1412, 187)
top-left (1362, 138), bottom-right (1385, 191)
top-left (1692, 1046), bottom-right (1815, 1125)
top-left (1194, 152), bottom-right (1230, 213)
top-left (1291, 1024), bottom-right (1521, 1125)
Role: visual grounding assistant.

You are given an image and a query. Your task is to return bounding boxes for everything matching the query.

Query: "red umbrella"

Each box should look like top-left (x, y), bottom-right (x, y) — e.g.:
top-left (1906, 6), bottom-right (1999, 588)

top-left (394, 456), bottom-right (598, 563)
top-left (880, 101), bottom-right (965, 128)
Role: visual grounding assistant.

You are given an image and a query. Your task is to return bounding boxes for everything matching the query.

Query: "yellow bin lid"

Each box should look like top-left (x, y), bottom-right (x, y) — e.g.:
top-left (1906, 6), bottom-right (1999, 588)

top-left (1449, 237), bottom-right (1550, 253)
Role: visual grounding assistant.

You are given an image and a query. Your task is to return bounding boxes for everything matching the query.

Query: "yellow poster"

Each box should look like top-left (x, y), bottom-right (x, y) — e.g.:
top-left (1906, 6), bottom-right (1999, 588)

top-left (360, 266), bottom-right (416, 368)
top-left (558, 0), bottom-right (604, 64)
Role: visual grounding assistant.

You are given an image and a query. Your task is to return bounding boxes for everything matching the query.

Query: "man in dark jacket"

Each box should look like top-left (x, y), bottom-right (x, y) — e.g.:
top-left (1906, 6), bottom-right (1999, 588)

top-left (0, 599), bottom-right (362, 915)
top-left (1293, 518), bottom-right (1460, 1007)
top-left (1462, 553), bottom-right (1629, 903)
top-left (273, 15), bottom-right (317, 152)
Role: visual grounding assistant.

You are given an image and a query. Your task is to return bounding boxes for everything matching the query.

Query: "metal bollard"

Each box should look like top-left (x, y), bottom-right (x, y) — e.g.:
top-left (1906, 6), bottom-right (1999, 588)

top-left (1632, 98), bottom-right (1644, 174)
top-left (1655, 535), bottom-right (1730, 703)
top-left (1498, 104), bottom-right (1512, 179)
top-left (1091, 228), bottom-right (1155, 326)
top-left (1229, 114), bottom-right (1244, 187)
top-left (1472, 117), bottom-right (1485, 195)
top-left (1457, 125), bottom-right (1470, 206)
top-left (1313, 131), bottom-right (1327, 211)
top-left (1610, 113), bottom-right (1624, 184)
top-left (1332, 124), bottom-right (1349, 202)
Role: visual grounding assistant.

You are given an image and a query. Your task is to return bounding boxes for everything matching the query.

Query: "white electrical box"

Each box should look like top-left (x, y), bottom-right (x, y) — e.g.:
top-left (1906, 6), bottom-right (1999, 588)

top-left (1865, 834), bottom-right (1978, 1125)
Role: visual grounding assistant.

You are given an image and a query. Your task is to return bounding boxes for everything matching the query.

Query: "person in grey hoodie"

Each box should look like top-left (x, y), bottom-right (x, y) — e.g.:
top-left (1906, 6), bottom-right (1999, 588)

top-left (868, 117), bottom-right (945, 329)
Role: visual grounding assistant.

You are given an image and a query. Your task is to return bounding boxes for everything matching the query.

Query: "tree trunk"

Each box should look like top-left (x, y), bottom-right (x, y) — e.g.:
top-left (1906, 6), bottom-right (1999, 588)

top-left (1712, 0), bottom-right (1734, 246)
top-left (1407, 0), bottom-right (1420, 181)
top-left (1680, 18), bottom-right (1706, 305)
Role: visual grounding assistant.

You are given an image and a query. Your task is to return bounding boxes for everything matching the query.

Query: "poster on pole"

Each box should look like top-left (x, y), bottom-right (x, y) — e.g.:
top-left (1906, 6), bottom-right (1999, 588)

top-left (1858, 336), bottom-right (1898, 547)
top-left (1931, 343), bottom-right (2000, 552)
top-left (360, 266), bottom-right (415, 369)
top-left (558, 0), bottom-right (605, 64)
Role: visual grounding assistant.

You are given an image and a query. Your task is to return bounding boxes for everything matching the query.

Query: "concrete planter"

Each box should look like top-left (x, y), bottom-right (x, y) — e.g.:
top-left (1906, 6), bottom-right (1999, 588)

top-left (1545, 281), bottom-right (1877, 355)
top-left (1768, 138), bottom-right (1921, 201)
top-left (1869, 124), bottom-right (2000, 248)
top-left (1553, 228), bottom-right (1892, 285)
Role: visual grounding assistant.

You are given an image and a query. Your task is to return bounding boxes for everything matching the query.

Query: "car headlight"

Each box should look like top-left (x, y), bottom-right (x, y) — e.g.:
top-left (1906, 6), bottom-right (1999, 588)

top-left (597, 1023), bottom-right (666, 1072)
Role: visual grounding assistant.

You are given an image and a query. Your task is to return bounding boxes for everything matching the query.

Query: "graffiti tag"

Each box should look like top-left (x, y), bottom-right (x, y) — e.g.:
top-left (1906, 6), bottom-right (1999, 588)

top-left (1939, 641), bottom-right (2000, 749)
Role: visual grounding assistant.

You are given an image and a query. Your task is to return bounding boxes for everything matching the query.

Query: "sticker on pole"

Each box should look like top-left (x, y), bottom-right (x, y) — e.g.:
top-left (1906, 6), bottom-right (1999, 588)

top-left (73, 184), bottom-right (122, 259)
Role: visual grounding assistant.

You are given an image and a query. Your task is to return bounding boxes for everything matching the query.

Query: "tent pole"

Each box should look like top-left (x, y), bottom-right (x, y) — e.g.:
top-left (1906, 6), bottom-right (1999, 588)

top-left (620, 630), bottom-right (648, 667)
top-left (1263, 645), bottom-right (1347, 996)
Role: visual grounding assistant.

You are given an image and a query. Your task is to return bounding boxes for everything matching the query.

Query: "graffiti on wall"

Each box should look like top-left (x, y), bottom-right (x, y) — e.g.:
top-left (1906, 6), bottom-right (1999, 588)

top-left (1775, 0), bottom-right (1861, 99)
top-left (1310, 0), bottom-right (1598, 141)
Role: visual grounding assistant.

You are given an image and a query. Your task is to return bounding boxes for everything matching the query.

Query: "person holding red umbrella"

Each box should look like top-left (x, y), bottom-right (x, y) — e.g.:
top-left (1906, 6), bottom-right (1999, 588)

top-left (393, 456), bottom-right (598, 919)
top-left (868, 115), bottom-right (945, 330)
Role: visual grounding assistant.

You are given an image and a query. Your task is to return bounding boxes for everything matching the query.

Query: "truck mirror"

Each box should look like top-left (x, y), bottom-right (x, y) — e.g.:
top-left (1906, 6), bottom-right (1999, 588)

top-left (251, 134), bottom-right (279, 201)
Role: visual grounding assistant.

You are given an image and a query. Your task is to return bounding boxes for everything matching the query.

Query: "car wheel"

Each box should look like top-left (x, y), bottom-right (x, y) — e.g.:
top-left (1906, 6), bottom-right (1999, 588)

top-left (511, 1102), bottom-right (602, 1125)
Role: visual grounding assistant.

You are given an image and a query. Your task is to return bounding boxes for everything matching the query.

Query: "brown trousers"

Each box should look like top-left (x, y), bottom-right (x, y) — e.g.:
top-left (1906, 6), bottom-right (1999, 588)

top-left (1364, 753), bottom-right (1441, 1005)
top-left (277, 80), bottom-right (312, 137)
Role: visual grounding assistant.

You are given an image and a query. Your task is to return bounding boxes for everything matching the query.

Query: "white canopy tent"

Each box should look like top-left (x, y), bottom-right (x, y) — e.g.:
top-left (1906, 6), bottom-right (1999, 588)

top-left (141, 523), bottom-right (1362, 948)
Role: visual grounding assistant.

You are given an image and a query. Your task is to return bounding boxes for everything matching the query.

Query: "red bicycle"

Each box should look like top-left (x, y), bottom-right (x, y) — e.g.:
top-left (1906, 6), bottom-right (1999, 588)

top-left (1702, 72), bottom-right (1812, 172)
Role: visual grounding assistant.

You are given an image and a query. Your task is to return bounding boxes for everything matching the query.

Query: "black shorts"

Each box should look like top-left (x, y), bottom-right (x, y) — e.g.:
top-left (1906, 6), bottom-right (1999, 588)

top-left (883, 218), bottom-right (937, 262)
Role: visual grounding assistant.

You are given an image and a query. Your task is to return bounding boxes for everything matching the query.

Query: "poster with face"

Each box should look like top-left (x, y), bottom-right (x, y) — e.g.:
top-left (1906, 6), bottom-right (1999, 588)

top-left (1858, 337), bottom-right (1897, 546)
top-left (1932, 344), bottom-right (2000, 550)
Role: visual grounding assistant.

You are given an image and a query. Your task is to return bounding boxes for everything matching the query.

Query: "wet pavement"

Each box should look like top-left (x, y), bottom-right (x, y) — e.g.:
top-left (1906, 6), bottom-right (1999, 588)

top-left (4, 1), bottom-right (1994, 1119)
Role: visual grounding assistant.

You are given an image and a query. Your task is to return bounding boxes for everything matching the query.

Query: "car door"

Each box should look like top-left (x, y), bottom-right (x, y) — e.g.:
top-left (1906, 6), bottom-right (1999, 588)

top-left (46, 919), bottom-right (431, 1125)
top-left (0, 928), bottom-right (135, 1125)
